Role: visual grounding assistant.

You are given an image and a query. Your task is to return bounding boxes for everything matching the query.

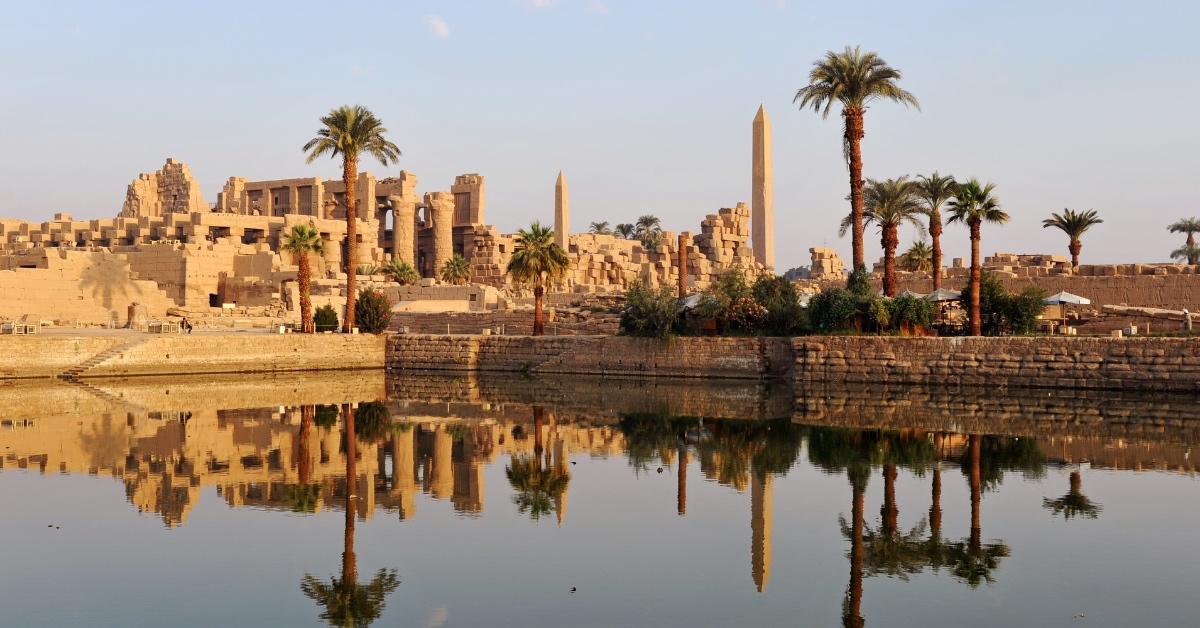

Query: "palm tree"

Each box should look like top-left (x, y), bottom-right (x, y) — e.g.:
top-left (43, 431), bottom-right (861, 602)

top-left (634, 214), bottom-right (663, 249)
top-left (303, 105), bottom-right (401, 333)
top-left (300, 406), bottom-right (400, 626)
top-left (1169, 218), bottom-right (1200, 263)
top-left (439, 254), bottom-right (471, 285)
top-left (947, 180), bottom-right (1009, 336)
top-left (282, 225), bottom-right (325, 333)
top-left (857, 177), bottom-right (925, 296)
top-left (506, 407), bottom-right (571, 521)
top-left (588, 221), bottom-right (612, 235)
top-left (1042, 208), bottom-right (1103, 269)
top-left (1043, 470), bottom-right (1102, 520)
top-left (382, 258), bottom-right (419, 285)
top-left (916, 172), bottom-right (956, 289)
top-left (794, 46), bottom-right (920, 271)
top-left (947, 435), bottom-right (1011, 588)
top-left (506, 221), bottom-right (571, 336)
top-left (900, 240), bottom-right (933, 272)
top-left (614, 223), bottom-right (636, 239)
top-left (1172, 243), bottom-right (1200, 265)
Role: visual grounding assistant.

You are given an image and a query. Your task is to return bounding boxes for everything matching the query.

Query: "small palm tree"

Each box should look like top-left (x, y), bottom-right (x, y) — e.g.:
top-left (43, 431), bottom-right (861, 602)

top-left (862, 177), bottom-right (925, 296)
top-left (915, 172), bottom-right (956, 289)
top-left (588, 221), bottom-right (612, 235)
top-left (303, 105), bottom-right (400, 332)
top-left (794, 46), bottom-right (919, 271)
top-left (1042, 208), bottom-right (1103, 268)
top-left (900, 241), bottom-right (933, 273)
top-left (614, 223), bottom-right (636, 239)
top-left (282, 224), bottom-right (326, 333)
top-left (1172, 243), bottom-right (1200, 265)
top-left (506, 222), bottom-right (571, 336)
top-left (947, 180), bottom-right (1009, 336)
top-left (382, 258), bottom-right (419, 285)
top-left (439, 254), bottom-right (471, 285)
top-left (634, 214), bottom-right (663, 249)
top-left (1043, 470), bottom-right (1102, 520)
top-left (1169, 218), bottom-right (1200, 264)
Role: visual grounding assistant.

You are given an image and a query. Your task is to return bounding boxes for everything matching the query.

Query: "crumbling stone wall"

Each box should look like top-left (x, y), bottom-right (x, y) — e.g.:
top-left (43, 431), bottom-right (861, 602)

top-left (121, 158), bottom-right (208, 218)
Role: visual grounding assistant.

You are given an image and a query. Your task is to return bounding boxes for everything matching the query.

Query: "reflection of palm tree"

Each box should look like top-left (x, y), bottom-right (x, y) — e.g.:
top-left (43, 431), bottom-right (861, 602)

top-left (842, 465), bottom-right (867, 628)
top-left (301, 406), bottom-right (400, 626)
top-left (286, 405), bottom-right (320, 513)
top-left (924, 462), bottom-right (950, 572)
top-left (846, 463), bottom-right (928, 580)
top-left (78, 413), bottom-right (129, 471)
top-left (947, 436), bottom-right (1010, 588)
top-left (1043, 471), bottom-right (1101, 520)
top-left (505, 455), bottom-right (570, 521)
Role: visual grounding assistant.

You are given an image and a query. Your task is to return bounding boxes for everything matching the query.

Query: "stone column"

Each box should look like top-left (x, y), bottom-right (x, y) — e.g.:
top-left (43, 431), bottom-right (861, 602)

top-left (752, 105), bottom-right (775, 269)
top-left (389, 196), bottom-right (416, 265)
top-left (427, 192), bottom-right (455, 278)
top-left (554, 171), bottom-right (569, 250)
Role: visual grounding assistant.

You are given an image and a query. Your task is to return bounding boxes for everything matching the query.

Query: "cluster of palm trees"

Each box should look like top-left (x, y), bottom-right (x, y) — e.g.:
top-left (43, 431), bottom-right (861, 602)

top-left (1168, 218), bottom-right (1200, 264)
top-left (589, 214), bottom-right (664, 248)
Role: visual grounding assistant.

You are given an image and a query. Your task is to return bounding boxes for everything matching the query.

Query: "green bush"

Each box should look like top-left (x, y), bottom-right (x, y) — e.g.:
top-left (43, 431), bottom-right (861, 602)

top-left (354, 288), bottom-right (393, 334)
top-left (694, 270), bottom-right (755, 333)
top-left (887, 294), bottom-right (935, 329)
top-left (619, 279), bottom-right (679, 338)
top-left (314, 404), bottom-right (339, 428)
top-left (807, 287), bottom-right (858, 332)
top-left (383, 258), bottom-right (420, 285)
top-left (355, 264), bottom-right (382, 276)
top-left (313, 304), bottom-right (339, 332)
top-left (751, 275), bottom-right (807, 336)
top-left (961, 272), bottom-right (1047, 335)
top-left (354, 402), bottom-right (393, 442)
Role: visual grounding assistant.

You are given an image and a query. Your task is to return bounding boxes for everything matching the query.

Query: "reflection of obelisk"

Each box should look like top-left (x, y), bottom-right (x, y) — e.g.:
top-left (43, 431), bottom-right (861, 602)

top-left (553, 436), bottom-right (570, 527)
top-left (554, 171), bottom-right (569, 249)
top-left (752, 105), bottom-right (775, 269)
top-left (751, 472), bottom-right (773, 592)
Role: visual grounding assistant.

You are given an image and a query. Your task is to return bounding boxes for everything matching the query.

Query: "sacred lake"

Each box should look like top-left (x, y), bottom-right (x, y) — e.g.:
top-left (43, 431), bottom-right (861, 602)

top-left (1, 372), bottom-right (1196, 627)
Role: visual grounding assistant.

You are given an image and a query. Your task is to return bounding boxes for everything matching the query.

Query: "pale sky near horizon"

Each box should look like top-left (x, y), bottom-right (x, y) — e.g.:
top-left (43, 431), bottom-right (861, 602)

top-left (1, 0), bottom-right (1198, 271)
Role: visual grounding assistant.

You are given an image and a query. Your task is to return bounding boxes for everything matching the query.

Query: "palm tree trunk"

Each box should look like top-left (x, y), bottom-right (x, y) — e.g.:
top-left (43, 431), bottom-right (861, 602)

top-left (930, 215), bottom-right (943, 290)
top-left (882, 225), bottom-right (898, 297)
top-left (844, 108), bottom-right (867, 271)
top-left (968, 434), bottom-right (981, 553)
top-left (881, 463), bottom-right (898, 534)
top-left (298, 405), bottom-right (313, 485)
top-left (1069, 240), bottom-right (1082, 269)
top-left (844, 480), bottom-right (865, 628)
top-left (533, 285), bottom-right (545, 336)
top-left (677, 443), bottom-right (688, 516)
top-left (298, 251), bottom-right (313, 333)
top-left (929, 466), bottom-right (942, 539)
top-left (342, 403), bottom-right (358, 588)
top-left (969, 219), bottom-right (982, 336)
top-left (343, 156), bottom-right (358, 333)
top-left (533, 405), bottom-right (545, 457)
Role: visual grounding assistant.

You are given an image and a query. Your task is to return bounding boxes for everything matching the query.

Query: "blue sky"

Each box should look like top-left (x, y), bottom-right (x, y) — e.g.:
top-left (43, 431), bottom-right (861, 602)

top-left (1, 0), bottom-right (1197, 270)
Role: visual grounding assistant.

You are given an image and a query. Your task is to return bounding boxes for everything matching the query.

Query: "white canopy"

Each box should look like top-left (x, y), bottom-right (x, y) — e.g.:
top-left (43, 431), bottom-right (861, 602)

top-left (897, 290), bottom-right (927, 299)
top-left (924, 288), bottom-right (962, 302)
top-left (1043, 291), bottom-right (1091, 305)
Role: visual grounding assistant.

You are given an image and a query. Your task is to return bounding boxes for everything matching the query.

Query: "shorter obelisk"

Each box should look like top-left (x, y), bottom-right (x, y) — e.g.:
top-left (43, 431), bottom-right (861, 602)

top-left (554, 171), bottom-right (569, 249)
top-left (752, 105), bottom-right (775, 269)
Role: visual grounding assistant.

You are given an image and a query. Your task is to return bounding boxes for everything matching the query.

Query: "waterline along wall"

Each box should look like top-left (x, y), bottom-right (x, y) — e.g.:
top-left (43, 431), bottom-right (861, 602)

top-left (388, 335), bottom-right (1200, 392)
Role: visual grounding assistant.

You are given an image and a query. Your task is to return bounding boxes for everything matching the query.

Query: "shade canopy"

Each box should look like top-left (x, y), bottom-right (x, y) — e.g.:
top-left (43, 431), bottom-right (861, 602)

top-left (1043, 291), bottom-right (1091, 305)
top-left (897, 290), bottom-right (927, 299)
top-left (924, 288), bottom-right (962, 302)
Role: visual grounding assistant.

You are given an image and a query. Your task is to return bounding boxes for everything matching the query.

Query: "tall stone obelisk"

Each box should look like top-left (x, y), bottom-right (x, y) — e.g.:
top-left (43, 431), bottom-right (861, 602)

top-left (554, 171), bottom-right (569, 249)
top-left (752, 105), bottom-right (775, 269)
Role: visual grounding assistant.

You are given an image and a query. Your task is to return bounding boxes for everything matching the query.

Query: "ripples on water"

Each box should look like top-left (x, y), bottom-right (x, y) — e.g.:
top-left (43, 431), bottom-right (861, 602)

top-left (0, 373), bottom-right (1197, 627)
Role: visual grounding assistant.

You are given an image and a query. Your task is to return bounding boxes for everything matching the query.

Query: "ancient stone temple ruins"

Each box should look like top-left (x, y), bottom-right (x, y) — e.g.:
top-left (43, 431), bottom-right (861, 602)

top-left (0, 108), bottom-right (779, 325)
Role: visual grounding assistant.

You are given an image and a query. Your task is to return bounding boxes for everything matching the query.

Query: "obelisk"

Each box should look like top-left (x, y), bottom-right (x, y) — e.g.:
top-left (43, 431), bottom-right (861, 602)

top-left (554, 171), bottom-right (569, 249)
top-left (752, 105), bottom-right (775, 268)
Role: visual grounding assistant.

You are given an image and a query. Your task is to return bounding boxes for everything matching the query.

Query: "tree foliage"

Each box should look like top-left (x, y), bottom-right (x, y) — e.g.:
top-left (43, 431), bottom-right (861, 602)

top-left (314, 304), bottom-right (339, 332)
top-left (959, 272), bottom-right (1047, 335)
top-left (619, 279), bottom-right (679, 338)
top-left (353, 288), bottom-right (392, 334)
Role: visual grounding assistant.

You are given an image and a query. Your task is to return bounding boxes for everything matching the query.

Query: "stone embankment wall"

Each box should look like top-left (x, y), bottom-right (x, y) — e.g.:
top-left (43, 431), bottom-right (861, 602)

top-left (389, 310), bottom-right (619, 336)
top-left (388, 334), bottom-right (1200, 391)
top-left (388, 335), bottom-right (795, 379)
top-left (0, 334), bottom-right (385, 379)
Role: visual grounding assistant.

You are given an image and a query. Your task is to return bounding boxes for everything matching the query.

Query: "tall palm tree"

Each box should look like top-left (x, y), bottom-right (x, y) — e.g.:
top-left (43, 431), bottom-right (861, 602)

top-left (506, 221), bottom-right (571, 336)
top-left (794, 46), bottom-right (920, 271)
top-left (614, 223), bottom-right (636, 239)
top-left (303, 105), bottom-right (401, 333)
top-left (916, 172), bottom-right (956, 289)
top-left (947, 180), bottom-right (1009, 336)
top-left (900, 240), bottom-right (933, 272)
top-left (300, 406), bottom-right (400, 626)
top-left (439, 254), bottom-right (471, 285)
top-left (282, 224), bottom-right (325, 333)
top-left (1168, 218), bottom-right (1200, 263)
top-left (588, 221), bottom-right (612, 235)
top-left (852, 177), bottom-right (925, 296)
top-left (1042, 208), bottom-right (1103, 269)
top-left (634, 214), bottom-right (663, 249)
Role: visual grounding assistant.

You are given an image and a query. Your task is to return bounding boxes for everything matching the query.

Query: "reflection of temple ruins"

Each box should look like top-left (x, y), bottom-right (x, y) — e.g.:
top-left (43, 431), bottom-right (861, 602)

top-left (0, 108), bottom-right (777, 325)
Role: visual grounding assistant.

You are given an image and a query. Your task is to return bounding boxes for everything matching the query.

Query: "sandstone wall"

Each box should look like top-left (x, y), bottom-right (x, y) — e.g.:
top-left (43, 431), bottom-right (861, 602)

top-left (84, 334), bottom-right (385, 378)
top-left (389, 310), bottom-right (618, 336)
top-left (388, 335), bottom-right (794, 379)
top-left (0, 336), bottom-right (127, 378)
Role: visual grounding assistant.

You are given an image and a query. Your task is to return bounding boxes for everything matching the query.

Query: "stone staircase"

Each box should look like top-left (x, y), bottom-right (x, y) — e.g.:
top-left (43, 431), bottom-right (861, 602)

top-left (63, 378), bottom-right (152, 414)
top-left (60, 338), bottom-right (148, 379)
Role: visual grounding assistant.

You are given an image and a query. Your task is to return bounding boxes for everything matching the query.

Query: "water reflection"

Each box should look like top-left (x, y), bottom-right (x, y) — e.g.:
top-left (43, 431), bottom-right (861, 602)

top-left (1, 374), bottom-right (1198, 626)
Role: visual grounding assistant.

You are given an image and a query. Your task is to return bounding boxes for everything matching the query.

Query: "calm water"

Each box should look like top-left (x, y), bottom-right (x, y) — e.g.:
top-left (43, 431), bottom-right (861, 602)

top-left (1, 373), bottom-right (1197, 627)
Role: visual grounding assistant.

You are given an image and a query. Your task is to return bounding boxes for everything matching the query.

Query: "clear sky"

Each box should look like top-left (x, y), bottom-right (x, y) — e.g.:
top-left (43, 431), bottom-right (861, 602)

top-left (1, 0), bottom-right (1197, 271)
